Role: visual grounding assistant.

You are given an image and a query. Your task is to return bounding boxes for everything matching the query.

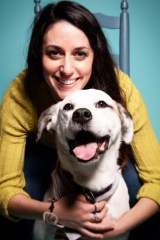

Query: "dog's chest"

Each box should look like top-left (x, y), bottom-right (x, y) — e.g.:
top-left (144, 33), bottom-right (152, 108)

top-left (51, 165), bottom-right (129, 219)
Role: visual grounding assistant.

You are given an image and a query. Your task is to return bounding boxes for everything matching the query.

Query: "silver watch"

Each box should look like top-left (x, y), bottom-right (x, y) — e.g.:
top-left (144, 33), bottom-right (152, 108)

top-left (43, 211), bottom-right (64, 228)
top-left (43, 211), bottom-right (58, 225)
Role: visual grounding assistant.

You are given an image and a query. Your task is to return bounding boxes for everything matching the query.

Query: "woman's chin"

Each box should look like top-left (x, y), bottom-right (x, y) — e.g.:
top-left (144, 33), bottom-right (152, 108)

top-left (57, 91), bottom-right (74, 100)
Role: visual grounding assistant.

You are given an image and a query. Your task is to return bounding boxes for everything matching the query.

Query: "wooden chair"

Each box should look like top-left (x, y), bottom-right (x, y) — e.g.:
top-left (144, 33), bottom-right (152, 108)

top-left (34, 0), bottom-right (130, 75)
top-left (94, 0), bottom-right (130, 75)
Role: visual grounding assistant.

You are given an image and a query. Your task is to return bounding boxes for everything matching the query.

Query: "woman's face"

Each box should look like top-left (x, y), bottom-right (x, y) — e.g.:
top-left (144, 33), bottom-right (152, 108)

top-left (42, 20), bottom-right (94, 101)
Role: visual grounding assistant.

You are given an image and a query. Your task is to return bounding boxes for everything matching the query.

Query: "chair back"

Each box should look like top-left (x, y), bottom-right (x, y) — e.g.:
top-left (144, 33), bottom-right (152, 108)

top-left (94, 0), bottom-right (130, 75)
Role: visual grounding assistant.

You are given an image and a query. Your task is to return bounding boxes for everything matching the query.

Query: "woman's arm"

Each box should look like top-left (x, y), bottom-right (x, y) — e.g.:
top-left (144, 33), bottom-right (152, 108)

top-left (0, 71), bottom-right (37, 219)
top-left (118, 69), bottom-right (160, 205)
top-left (99, 198), bottom-right (159, 238)
top-left (8, 193), bottom-right (114, 239)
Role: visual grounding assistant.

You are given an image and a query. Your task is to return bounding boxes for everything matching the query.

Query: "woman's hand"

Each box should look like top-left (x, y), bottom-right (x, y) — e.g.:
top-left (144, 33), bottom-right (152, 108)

top-left (54, 194), bottom-right (114, 239)
top-left (89, 217), bottom-right (126, 239)
top-left (54, 196), bottom-right (159, 239)
top-left (92, 198), bottom-right (159, 239)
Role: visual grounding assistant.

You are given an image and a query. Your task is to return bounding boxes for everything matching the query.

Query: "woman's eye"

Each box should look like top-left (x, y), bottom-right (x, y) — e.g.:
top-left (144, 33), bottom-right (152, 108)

top-left (96, 101), bottom-right (109, 108)
top-left (63, 103), bottom-right (74, 111)
top-left (74, 51), bottom-right (87, 60)
top-left (45, 50), bottom-right (62, 59)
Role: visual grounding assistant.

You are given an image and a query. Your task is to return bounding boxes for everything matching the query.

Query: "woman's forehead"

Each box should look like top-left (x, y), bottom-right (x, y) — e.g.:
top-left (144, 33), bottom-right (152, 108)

top-left (43, 21), bottom-right (91, 48)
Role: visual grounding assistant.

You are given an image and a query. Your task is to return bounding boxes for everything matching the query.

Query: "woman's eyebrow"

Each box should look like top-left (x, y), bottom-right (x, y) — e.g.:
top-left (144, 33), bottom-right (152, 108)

top-left (45, 45), bottom-right (62, 50)
top-left (44, 45), bottom-right (89, 50)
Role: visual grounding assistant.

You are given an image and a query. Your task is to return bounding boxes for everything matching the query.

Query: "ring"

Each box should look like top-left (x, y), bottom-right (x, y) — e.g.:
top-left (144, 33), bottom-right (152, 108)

top-left (91, 212), bottom-right (99, 223)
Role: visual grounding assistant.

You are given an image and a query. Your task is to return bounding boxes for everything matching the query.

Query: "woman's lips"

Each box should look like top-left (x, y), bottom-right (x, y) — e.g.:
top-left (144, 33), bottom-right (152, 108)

top-left (54, 76), bottom-right (79, 85)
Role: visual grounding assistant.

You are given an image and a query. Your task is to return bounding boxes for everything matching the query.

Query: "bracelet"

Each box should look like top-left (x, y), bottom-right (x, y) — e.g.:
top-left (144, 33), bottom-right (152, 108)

top-left (43, 197), bottom-right (64, 228)
top-left (48, 197), bottom-right (56, 213)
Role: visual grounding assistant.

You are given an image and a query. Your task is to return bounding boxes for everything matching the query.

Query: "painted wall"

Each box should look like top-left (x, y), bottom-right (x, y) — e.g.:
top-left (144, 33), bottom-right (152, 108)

top-left (0, 0), bottom-right (160, 141)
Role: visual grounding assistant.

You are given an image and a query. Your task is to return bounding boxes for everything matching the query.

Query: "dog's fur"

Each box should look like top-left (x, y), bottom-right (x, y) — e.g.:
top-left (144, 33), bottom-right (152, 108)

top-left (34, 89), bottom-right (134, 240)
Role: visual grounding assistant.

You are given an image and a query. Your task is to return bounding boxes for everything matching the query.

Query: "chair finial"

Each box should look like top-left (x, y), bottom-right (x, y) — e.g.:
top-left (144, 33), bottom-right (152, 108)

top-left (121, 0), bottom-right (128, 11)
top-left (34, 0), bottom-right (41, 17)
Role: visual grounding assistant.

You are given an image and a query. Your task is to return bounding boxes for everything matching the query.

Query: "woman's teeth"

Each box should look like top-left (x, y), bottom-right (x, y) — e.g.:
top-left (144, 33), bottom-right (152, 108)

top-left (58, 78), bottom-right (77, 85)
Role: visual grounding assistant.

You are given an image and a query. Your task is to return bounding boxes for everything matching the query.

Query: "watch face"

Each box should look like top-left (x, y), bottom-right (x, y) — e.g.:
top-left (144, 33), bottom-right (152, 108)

top-left (43, 211), bottom-right (58, 225)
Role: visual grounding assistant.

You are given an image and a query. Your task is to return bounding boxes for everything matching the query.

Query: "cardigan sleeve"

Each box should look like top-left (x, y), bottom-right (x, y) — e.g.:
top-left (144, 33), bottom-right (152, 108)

top-left (118, 69), bottom-right (160, 205)
top-left (0, 70), bottom-right (37, 219)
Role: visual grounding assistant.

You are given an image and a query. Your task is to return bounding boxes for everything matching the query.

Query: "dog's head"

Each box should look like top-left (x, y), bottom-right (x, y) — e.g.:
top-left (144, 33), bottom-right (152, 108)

top-left (37, 89), bottom-right (133, 166)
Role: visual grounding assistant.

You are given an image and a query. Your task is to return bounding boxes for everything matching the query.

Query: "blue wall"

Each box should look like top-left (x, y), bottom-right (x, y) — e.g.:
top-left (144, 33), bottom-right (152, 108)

top-left (0, 0), bottom-right (160, 141)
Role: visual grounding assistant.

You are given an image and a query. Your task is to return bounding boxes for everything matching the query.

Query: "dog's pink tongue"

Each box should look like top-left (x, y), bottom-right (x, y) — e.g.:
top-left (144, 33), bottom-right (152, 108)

top-left (73, 142), bottom-right (97, 160)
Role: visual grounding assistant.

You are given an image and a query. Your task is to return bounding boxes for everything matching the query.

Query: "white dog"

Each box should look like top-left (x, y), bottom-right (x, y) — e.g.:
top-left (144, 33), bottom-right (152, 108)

top-left (34, 89), bottom-right (134, 240)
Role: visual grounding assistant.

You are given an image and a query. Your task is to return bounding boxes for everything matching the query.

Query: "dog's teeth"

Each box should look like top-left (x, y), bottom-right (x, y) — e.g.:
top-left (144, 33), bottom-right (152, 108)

top-left (68, 131), bottom-right (110, 161)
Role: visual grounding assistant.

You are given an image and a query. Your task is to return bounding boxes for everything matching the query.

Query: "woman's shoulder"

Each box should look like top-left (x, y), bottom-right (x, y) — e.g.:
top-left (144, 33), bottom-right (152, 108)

top-left (115, 68), bottom-right (143, 105)
top-left (1, 69), bottom-right (32, 107)
top-left (0, 69), bottom-right (37, 130)
top-left (4, 69), bottom-right (28, 97)
top-left (115, 68), bottom-right (134, 91)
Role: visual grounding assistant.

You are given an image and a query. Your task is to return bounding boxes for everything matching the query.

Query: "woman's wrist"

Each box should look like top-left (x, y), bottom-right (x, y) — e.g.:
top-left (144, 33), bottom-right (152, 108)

top-left (103, 198), bottom-right (159, 239)
top-left (43, 197), bottom-right (64, 228)
top-left (115, 198), bottom-right (159, 234)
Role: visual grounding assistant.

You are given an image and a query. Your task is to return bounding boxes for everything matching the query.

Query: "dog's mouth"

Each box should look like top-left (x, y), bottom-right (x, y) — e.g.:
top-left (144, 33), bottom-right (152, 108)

top-left (68, 131), bottom-right (110, 162)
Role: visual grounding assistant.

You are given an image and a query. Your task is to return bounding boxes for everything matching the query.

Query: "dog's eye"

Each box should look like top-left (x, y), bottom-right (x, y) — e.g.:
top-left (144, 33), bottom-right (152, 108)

top-left (96, 101), bottom-right (109, 108)
top-left (63, 103), bottom-right (74, 111)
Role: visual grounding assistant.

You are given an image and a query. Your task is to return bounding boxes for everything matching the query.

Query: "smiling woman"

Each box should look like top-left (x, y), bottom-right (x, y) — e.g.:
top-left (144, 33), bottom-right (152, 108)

top-left (41, 21), bottom-right (94, 101)
top-left (0, 1), bottom-right (160, 240)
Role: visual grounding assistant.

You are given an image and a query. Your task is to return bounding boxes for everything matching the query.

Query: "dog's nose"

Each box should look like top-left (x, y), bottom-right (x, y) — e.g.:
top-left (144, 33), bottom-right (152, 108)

top-left (72, 108), bottom-right (92, 124)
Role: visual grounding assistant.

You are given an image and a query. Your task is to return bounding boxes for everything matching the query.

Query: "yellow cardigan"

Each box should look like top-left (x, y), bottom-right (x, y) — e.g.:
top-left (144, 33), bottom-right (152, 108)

top-left (0, 69), bottom-right (160, 219)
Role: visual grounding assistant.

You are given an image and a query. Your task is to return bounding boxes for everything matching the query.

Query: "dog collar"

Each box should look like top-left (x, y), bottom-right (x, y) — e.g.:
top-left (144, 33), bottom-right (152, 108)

top-left (52, 163), bottom-right (120, 202)
top-left (83, 173), bottom-right (120, 202)
top-left (83, 184), bottom-right (112, 203)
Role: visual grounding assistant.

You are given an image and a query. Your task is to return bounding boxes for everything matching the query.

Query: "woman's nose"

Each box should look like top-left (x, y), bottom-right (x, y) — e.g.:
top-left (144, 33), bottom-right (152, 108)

top-left (60, 56), bottom-right (73, 75)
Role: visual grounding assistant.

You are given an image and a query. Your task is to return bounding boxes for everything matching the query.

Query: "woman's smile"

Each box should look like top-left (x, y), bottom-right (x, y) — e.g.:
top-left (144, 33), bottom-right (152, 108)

top-left (42, 20), bottom-right (94, 101)
top-left (54, 76), bottom-right (80, 86)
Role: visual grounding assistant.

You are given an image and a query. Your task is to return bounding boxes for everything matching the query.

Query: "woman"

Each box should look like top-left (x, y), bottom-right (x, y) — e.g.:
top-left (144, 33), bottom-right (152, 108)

top-left (0, 1), bottom-right (160, 239)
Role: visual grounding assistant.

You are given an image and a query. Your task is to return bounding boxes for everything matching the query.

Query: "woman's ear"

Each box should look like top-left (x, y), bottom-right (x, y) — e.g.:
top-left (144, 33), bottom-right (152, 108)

top-left (117, 103), bottom-right (134, 144)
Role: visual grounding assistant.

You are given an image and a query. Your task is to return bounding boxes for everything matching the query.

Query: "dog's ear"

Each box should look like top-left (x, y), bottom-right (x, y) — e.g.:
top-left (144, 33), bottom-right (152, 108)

top-left (37, 102), bottom-right (60, 142)
top-left (117, 103), bottom-right (134, 144)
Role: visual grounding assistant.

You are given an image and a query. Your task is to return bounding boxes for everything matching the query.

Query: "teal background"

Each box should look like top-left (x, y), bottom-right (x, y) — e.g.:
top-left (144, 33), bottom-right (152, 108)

top-left (0, 0), bottom-right (160, 141)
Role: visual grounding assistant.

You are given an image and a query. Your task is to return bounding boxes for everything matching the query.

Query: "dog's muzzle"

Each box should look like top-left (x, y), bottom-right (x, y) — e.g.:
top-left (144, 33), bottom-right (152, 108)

top-left (68, 131), bottom-right (110, 162)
